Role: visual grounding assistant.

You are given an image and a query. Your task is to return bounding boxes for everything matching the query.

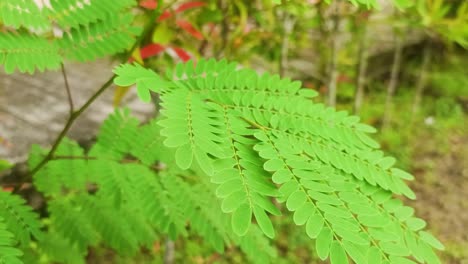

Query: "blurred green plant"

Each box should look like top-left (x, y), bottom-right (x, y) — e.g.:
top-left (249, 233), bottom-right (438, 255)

top-left (1, 0), bottom-right (466, 263)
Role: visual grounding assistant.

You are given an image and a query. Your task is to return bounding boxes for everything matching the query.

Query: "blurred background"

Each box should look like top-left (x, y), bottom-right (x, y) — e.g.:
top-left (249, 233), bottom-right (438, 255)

top-left (1, 0), bottom-right (467, 263)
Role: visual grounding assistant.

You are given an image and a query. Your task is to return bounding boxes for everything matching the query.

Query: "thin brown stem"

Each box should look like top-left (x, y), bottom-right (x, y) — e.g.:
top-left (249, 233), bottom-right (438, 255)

top-left (61, 63), bottom-right (74, 114)
top-left (353, 20), bottom-right (369, 114)
top-left (215, 0), bottom-right (229, 59)
top-left (27, 76), bottom-right (115, 180)
top-left (279, 11), bottom-right (296, 76)
top-left (327, 1), bottom-right (341, 107)
top-left (411, 42), bottom-right (431, 121)
top-left (52, 155), bottom-right (162, 170)
top-left (382, 29), bottom-right (406, 130)
top-left (24, 6), bottom-right (165, 187)
top-left (52, 155), bottom-right (137, 164)
top-left (163, 238), bottom-right (175, 264)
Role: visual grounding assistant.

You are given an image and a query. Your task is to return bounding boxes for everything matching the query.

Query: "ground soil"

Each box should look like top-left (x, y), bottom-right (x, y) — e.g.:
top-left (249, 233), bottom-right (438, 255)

top-left (409, 132), bottom-right (468, 263)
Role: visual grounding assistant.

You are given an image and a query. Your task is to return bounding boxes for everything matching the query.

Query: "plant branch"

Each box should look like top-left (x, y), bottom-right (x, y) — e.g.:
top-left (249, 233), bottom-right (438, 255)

top-left (163, 238), bottom-right (175, 264)
top-left (27, 76), bottom-right (115, 180)
top-left (215, 0), bottom-right (229, 59)
top-left (411, 42), bottom-right (431, 120)
top-left (51, 155), bottom-right (163, 170)
top-left (327, 1), bottom-right (341, 107)
top-left (382, 29), bottom-right (406, 130)
top-left (25, 5), bottom-right (165, 186)
top-left (279, 11), bottom-right (296, 76)
top-left (353, 18), bottom-right (369, 115)
top-left (61, 63), bottom-right (74, 114)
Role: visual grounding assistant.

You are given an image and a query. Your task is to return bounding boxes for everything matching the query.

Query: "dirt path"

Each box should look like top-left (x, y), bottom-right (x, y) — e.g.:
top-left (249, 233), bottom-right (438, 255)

top-left (409, 132), bottom-right (468, 263)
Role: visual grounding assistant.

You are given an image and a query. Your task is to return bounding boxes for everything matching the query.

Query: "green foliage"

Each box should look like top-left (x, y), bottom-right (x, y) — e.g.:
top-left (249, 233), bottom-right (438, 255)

top-left (0, 1), bottom-right (455, 263)
top-left (58, 14), bottom-right (141, 62)
top-left (0, 0), bottom-right (141, 73)
top-left (415, 0), bottom-right (468, 47)
top-left (0, 217), bottom-right (24, 264)
top-left (0, 159), bottom-right (12, 173)
top-left (113, 58), bottom-right (444, 264)
top-left (0, 33), bottom-right (62, 73)
top-left (49, 0), bottom-right (135, 29)
top-left (0, 191), bottom-right (42, 247)
top-left (0, 0), bottom-right (49, 29)
top-left (27, 108), bottom-right (277, 263)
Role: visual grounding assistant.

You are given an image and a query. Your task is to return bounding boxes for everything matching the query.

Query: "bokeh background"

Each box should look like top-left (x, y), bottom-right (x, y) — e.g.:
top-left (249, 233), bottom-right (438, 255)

top-left (1, 0), bottom-right (467, 263)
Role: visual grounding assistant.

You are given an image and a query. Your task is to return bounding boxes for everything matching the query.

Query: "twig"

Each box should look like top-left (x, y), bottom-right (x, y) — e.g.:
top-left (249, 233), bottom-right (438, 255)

top-left (52, 155), bottom-right (163, 170)
top-left (353, 18), bottom-right (369, 114)
top-left (279, 11), bottom-right (296, 76)
top-left (61, 63), bottom-right (74, 114)
top-left (24, 5), bottom-right (165, 187)
top-left (27, 76), bottom-right (115, 180)
top-left (382, 29), bottom-right (406, 130)
top-left (163, 238), bottom-right (175, 264)
top-left (411, 42), bottom-right (431, 121)
top-left (215, 0), bottom-right (229, 59)
top-left (314, 1), bottom-right (329, 88)
top-left (327, 1), bottom-right (341, 107)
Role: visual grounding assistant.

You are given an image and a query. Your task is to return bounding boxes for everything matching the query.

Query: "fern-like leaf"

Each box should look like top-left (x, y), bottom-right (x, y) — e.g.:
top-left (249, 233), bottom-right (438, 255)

top-left (121, 167), bottom-right (187, 239)
top-left (0, 191), bottom-right (42, 246)
top-left (89, 108), bottom-right (139, 159)
top-left (114, 63), bottom-right (171, 102)
top-left (0, 0), bottom-right (49, 29)
top-left (130, 118), bottom-right (165, 165)
top-left (48, 0), bottom-right (135, 29)
top-left (0, 32), bottom-right (61, 73)
top-left (37, 231), bottom-right (84, 264)
top-left (30, 138), bottom-right (88, 197)
top-left (163, 171), bottom-right (229, 252)
top-left (236, 226), bottom-right (278, 264)
top-left (58, 14), bottom-right (141, 62)
top-left (48, 200), bottom-right (99, 253)
top-left (114, 59), bottom-right (444, 264)
top-left (0, 217), bottom-right (23, 264)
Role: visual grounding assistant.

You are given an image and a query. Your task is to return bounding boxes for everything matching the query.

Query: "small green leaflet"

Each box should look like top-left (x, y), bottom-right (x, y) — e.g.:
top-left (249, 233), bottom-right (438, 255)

top-left (316, 227), bottom-right (333, 260)
top-left (253, 206), bottom-right (275, 238)
top-left (113, 63), bottom-right (169, 102)
top-left (175, 144), bottom-right (193, 170)
top-left (306, 214), bottom-right (324, 239)
top-left (330, 241), bottom-right (348, 264)
top-left (232, 204), bottom-right (252, 236)
top-left (419, 231), bottom-right (445, 250)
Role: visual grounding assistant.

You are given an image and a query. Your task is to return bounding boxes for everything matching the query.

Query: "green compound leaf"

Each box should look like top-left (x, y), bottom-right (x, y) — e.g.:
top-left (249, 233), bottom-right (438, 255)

top-left (0, 33), bottom-right (61, 73)
top-left (113, 59), bottom-right (444, 264)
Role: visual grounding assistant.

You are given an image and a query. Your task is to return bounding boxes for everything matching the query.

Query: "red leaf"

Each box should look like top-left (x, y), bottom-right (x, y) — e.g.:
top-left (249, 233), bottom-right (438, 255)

top-left (176, 20), bottom-right (203, 40)
top-left (2, 187), bottom-right (13, 192)
top-left (140, 43), bottom-right (166, 59)
top-left (140, 0), bottom-right (158, 9)
top-left (172, 47), bottom-right (191, 62)
top-left (176, 1), bottom-right (206, 13)
top-left (158, 10), bottom-right (173, 22)
top-left (337, 74), bottom-right (352, 83)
